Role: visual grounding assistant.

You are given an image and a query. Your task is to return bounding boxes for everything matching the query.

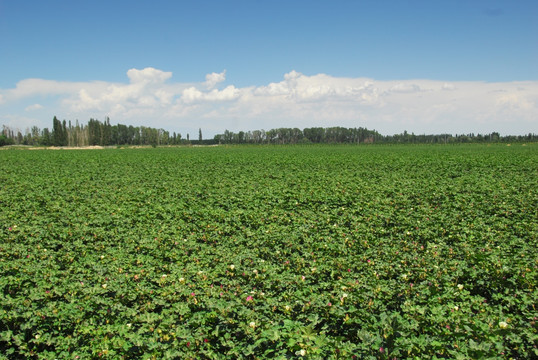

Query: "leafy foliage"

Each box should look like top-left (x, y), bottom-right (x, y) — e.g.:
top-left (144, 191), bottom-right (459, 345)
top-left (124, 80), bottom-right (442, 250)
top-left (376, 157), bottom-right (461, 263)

top-left (0, 144), bottom-right (536, 359)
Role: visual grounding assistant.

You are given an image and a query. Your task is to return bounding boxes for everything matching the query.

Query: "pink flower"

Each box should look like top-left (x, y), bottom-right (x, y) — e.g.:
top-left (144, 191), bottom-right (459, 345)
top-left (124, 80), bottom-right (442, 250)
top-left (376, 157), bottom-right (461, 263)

top-left (327, 302), bottom-right (332, 307)
top-left (246, 296), bottom-right (253, 301)
top-left (191, 292), bottom-right (195, 297)
top-left (379, 347), bottom-right (384, 353)
top-left (367, 259), bottom-right (371, 263)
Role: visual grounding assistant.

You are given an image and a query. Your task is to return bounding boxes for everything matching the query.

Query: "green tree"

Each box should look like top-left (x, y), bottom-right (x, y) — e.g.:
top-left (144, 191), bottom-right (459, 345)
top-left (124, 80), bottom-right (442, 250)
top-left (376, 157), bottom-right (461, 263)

top-left (41, 128), bottom-right (52, 146)
top-left (0, 134), bottom-right (14, 146)
top-left (52, 116), bottom-right (67, 146)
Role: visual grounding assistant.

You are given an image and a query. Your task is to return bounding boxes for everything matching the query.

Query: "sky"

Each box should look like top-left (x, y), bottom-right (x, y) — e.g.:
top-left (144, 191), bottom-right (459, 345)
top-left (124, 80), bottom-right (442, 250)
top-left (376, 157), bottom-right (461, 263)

top-left (1, 0), bottom-right (537, 138)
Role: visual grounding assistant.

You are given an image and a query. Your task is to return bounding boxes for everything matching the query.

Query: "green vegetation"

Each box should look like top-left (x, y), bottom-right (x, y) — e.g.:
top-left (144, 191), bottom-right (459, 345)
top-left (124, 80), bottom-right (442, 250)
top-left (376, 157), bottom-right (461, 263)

top-left (1, 118), bottom-right (182, 147)
top-left (2, 117), bottom-right (537, 147)
top-left (1, 144), bottom-right (537, 359)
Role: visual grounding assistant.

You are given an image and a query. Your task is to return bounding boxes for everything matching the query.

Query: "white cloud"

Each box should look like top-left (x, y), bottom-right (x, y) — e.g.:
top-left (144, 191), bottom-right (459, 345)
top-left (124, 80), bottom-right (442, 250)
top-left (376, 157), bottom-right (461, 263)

top-left (127, 67), bottom-right (172, 84)
top-left (1, 68), bottom-right (537, 136)
top-left (204, 70), bottom-right (226, 89)
top-left (387, 83), bottom-right (422, 93)
top-left (181, 85), bottom-right (239, 103)
top-left (25, 103), bottom-right (43, 111)
top-left (181, 87), bottom-right (204, 103)
top-left (206, 85), bottom-right (240, 101)
top-left (7, 78), bottom-right (87, 99)
top-left (496, 93), bottom-right (534, 111)
top-left (253, 71), bottom-right (380, 104)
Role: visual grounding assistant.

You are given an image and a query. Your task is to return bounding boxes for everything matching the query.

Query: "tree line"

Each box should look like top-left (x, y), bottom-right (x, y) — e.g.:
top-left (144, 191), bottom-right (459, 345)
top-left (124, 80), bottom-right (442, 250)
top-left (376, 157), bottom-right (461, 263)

top-left (0, 117), bottom-right (186, 147)
top-left (213, 127), bottom-right (380, 144)
top-left (1, 117), bottom-right (537, 147)
top-left (213, 128), bottom-right (538, 144)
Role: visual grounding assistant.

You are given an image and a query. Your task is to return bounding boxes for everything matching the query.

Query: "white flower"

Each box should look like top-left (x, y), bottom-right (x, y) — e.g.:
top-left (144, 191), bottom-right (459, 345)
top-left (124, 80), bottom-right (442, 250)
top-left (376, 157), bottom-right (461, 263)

top-left (499, 321), bottom-right (508, 329)
top-left (161, 274), bottom-right (167, 278)
top-left (249, 321), bottom-right (256, 328)
top-left (454, 306), bottom-right (459, 311)
top-left (100, 255), bottom-right (105, 259)
top-left (102, 284), bottom-right (107, 289)
top-left (179, 277), bottom-right (185, 283)
top-left (457, 284), bottom-right (464, 290)
top-left (285, 305), bottom-right (291, 311)
top-left (229, 265), bottom-right (235, 270)
top-left (296, 349), bottom-right (306, 356)
top-left (127, 323), bottom-right (132, 328)
top-left (402, 274), bottom-right (408, 280)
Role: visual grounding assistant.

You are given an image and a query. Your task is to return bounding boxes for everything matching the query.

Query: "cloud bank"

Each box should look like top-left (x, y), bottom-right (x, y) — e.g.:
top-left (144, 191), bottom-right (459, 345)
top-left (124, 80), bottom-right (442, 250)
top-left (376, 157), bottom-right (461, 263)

top-left (1, 67), bottom-right (537, 136)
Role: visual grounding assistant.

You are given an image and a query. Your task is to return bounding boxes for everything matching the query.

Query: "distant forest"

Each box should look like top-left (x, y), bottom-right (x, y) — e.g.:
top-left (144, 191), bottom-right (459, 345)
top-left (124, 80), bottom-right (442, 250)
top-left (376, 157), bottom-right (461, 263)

top-left (1, 117), bottom-right (537, 147)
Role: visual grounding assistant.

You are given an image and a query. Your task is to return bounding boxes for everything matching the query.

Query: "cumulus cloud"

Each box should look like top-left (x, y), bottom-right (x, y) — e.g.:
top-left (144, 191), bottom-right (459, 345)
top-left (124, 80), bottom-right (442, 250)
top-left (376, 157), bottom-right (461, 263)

top-left (254, 71), bottom-right (380, 104)
top-left (127, 67), bottom-right (172, 84)
top-left (1, 67), bottom-right (537, 136)
top-left (204, 70), bottom-right (226, 89)
top-left (181, 87), bottom-right (203, 103)
top-left (387, 83), bottom-right (422, 93)
top-left (25, 103), bottom-right (43, 111)
top-left (181, 85), bottom-right (240, 104)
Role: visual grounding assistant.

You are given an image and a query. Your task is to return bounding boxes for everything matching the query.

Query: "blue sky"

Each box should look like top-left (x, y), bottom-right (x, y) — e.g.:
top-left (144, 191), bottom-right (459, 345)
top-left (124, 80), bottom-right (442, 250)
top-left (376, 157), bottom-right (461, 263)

top-left (1, 0), bottom-right (537, 137)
